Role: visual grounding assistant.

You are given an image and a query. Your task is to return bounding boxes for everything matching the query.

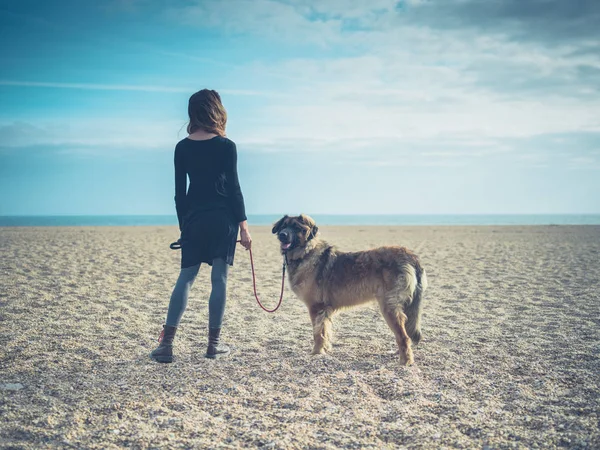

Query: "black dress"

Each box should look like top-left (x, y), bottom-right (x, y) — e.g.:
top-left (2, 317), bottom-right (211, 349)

top-left (174, 136), bottom-right (247, 268)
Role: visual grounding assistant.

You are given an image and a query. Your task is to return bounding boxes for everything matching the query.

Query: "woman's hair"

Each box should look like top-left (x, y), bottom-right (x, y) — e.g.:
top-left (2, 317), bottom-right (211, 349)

top-left (186, 89), bottom-right (227, 136)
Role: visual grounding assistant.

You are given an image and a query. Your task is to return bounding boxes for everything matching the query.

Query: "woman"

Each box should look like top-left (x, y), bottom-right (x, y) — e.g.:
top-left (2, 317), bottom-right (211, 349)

top-left (150, 89), bottom-right (252, 363)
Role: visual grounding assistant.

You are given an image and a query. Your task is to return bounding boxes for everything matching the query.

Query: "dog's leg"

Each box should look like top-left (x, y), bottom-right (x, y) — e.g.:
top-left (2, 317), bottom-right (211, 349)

top-left (309, 305), bottom-right (333, 355)
top-left (379, 300), bottom-right (414, 365)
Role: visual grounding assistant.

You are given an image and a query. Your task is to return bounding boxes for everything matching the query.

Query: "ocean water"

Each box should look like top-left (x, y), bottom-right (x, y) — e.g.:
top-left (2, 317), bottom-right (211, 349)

top-left (1, 214), bottom-right (599, 227)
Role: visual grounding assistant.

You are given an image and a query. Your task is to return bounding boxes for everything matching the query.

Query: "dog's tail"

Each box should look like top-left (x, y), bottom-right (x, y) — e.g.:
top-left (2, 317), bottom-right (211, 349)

top-left (404, 262), bottom-right (427, 345)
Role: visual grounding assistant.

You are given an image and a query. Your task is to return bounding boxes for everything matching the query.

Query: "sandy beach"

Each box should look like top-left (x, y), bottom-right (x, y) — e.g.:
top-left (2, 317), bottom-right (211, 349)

top-left (1, 225), bottom-right (599, 449)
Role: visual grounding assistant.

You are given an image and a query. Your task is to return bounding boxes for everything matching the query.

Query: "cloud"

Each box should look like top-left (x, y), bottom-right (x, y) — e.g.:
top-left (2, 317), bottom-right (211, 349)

top-left (397, 0), bottom-right (600, 46)
top-left (0, 120), bottom-right (183, 150)
top-left (4, 1), bottom-right (600, 172)
top-left (569, 155), bottom-right (600, 170)
top-left (167, 1), bottom-right (600, 134)
top-left (329, 131), bottom-right (600, 169)
top-left (167, 0), bottom-right (344, 46)
top-left (0, 80), bottom-right (268, 96)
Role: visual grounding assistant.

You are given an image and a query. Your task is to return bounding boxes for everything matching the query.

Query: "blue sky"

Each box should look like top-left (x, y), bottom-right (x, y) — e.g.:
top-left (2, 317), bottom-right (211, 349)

top-left (1, 0), bottom-right (599, 216)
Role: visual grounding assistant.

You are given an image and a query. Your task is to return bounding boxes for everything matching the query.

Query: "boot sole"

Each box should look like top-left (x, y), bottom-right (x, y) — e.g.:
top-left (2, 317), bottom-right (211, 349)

top-left (205, 351), bottom-right (230, 360)
top-left (150, 354), bottom-right (173, 363)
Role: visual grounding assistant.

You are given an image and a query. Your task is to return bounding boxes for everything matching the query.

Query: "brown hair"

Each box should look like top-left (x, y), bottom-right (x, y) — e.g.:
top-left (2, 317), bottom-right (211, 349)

top-left (186, 89), bottom-right (227, 136)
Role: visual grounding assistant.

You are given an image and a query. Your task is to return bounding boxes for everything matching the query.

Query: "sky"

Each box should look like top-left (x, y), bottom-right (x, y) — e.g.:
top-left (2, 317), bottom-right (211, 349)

top-left (0, 0), bottom-right (599, 216)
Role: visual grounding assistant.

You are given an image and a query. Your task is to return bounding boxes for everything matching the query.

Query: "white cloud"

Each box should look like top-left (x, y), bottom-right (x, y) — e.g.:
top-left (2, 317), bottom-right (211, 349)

top-left (0, 120), bottom-right (184, 150)
top-left (569, 156), bottom-right (600, 169)
top-left (5, 1), bottom-right (600, 171)
top-left (168, 0), bottom-right (343, 46)
top-left (164, 0), bottom-right (600, 157)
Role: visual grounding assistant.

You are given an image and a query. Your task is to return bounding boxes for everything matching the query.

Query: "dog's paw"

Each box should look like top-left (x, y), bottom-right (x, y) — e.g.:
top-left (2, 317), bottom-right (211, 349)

top-left (311, 348), bottom-right (327, 356)
top-left (399, 354), bottom-right (414, 366)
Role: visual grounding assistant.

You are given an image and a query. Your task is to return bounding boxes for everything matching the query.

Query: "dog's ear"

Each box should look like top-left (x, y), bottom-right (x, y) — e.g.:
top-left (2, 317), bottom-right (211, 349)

top-left (299, 214), bottom-right (315, 227)
top-left (298, 214), bottom-right (318, 239)
top-left (272, 215), bottom-right (288, 234)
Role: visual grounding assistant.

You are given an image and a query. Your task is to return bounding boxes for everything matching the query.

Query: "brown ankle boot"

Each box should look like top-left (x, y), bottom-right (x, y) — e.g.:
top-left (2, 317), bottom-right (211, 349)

top-left (205, 328), bottom-right (230, 359)
top-left (150, 325), bottom-right (177, 363)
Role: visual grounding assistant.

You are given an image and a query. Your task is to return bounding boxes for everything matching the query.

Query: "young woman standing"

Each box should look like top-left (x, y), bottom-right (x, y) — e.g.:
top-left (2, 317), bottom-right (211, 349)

top-left (150, 89), bottom-right (251, 363)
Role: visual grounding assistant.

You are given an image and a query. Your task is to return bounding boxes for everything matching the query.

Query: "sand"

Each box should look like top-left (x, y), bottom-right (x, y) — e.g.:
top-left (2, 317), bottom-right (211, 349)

top-left (1, 225), bottom-right (599, 449)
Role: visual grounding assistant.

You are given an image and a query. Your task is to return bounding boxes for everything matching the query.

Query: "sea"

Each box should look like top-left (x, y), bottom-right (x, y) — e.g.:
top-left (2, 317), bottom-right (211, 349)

top-left (1, 214), bottom-right (599, 227)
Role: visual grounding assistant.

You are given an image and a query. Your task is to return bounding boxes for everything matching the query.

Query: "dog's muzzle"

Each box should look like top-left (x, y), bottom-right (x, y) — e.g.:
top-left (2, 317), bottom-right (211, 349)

top-left (278, 230), bottom-right (292, 251)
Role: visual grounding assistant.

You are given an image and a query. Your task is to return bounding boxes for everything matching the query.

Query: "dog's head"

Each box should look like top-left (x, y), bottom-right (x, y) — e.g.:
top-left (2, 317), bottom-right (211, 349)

top-left (272, 214), bottom-right (319, 253)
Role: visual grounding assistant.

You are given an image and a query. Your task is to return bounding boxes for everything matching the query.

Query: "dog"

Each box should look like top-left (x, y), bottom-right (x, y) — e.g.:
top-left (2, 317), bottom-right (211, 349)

top-left (272, 214), bottom-right (427, 365)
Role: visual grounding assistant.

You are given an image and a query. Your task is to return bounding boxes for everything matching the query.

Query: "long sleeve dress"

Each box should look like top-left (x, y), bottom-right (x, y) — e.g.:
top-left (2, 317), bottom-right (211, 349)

top-left (174, 136), bottom-right (247, 268)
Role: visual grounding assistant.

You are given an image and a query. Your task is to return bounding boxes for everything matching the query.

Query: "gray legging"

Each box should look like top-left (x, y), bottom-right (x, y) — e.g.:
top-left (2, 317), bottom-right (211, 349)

top-left (165, 258), bottom-right (229, 329)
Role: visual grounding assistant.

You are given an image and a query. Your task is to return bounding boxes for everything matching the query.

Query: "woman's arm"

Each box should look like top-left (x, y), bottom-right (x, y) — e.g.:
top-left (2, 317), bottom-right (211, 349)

top-left (174, 144), bottom-right (187, 231)
top-left (224, 141), bottom-right (247, 224)
top-left (225, 141), bottom-right (251, 249)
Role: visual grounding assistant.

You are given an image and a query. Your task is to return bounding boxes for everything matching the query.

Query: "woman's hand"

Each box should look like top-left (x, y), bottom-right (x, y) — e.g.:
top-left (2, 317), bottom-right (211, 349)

top-left (239, 221), bottom-right (252, 250)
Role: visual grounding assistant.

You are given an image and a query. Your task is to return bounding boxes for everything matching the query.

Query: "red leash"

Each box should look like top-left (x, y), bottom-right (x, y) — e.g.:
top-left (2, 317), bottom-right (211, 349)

top-left (169, 238), bottom-right (286, 313)
top-left (238, 240), bottom-right (287, 313)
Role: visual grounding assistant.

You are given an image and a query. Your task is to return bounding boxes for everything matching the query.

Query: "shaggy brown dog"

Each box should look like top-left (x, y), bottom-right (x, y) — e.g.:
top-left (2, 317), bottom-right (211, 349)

top-left (273, 214), bottom-right (427, 365)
